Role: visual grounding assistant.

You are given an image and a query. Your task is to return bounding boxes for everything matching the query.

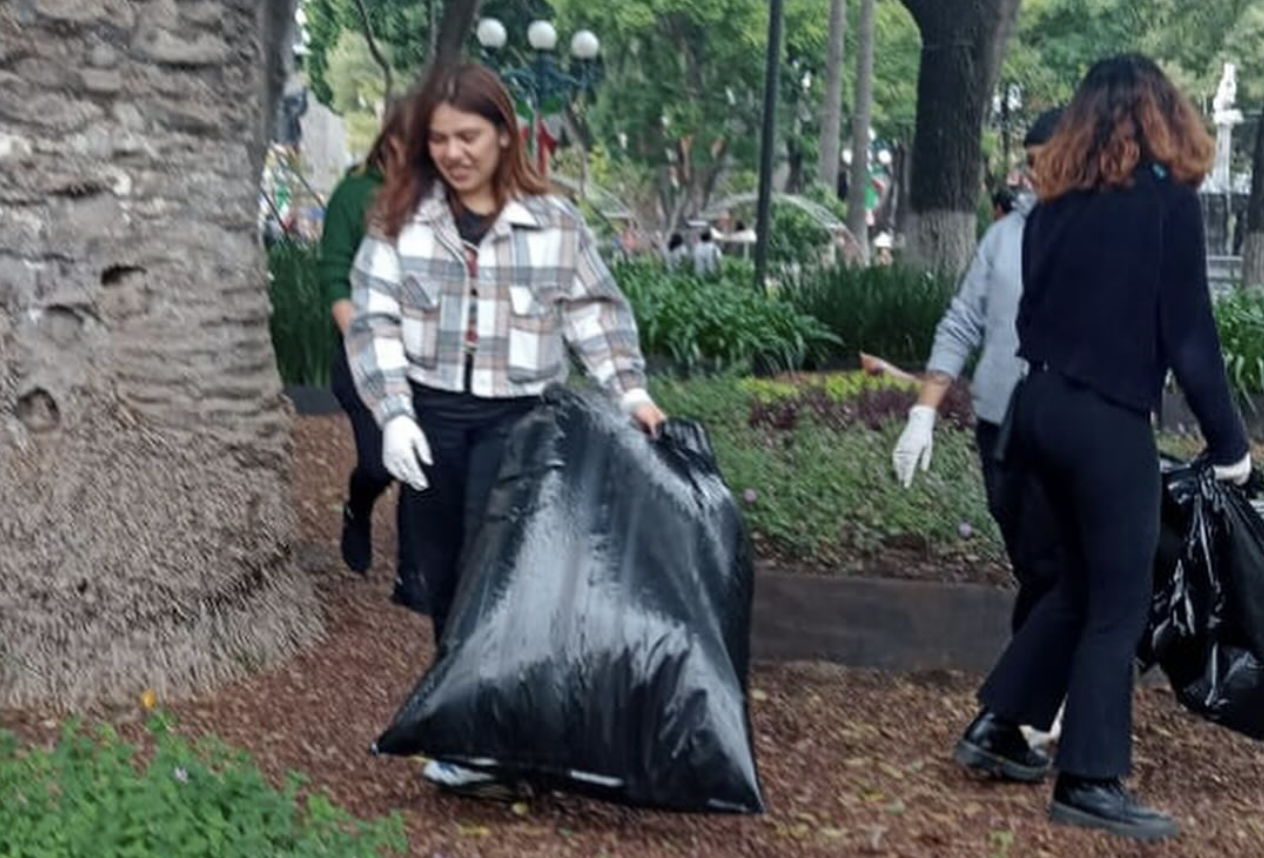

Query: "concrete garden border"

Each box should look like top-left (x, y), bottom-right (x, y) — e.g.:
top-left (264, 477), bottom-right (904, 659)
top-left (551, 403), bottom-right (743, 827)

top-left (284, 385), bottom-right (340, 416)
top-left (750, 572), bottom-right (1013, 672)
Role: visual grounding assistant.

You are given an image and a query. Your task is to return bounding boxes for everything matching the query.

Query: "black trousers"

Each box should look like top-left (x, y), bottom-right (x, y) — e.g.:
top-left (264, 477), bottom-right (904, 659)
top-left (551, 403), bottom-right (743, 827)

top-left (976, 421), bottom-right (1061, 632)
top-left (400, 381), bottom-right (538, 644)
top-left (331, 343), bottom-right (394, 512)
top-left (978, 369), bottom-right (1160, 778)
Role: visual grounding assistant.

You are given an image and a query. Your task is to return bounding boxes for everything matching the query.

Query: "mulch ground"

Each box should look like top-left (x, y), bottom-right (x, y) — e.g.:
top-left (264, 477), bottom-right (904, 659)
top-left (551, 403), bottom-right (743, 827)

top-left (7, 414), bottom-right (1264, 857)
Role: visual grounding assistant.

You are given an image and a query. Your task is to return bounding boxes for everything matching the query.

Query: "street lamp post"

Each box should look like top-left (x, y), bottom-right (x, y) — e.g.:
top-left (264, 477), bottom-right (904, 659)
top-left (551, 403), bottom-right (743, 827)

top-left (476, 18), bottom-right (601, 176)
top-left (753, 0), bottom-right (784, 291)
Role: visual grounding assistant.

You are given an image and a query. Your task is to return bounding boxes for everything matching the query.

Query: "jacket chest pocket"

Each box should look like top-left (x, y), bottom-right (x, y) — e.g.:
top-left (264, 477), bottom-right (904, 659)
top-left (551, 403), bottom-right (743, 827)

top-left (399, 272), bottom-right (443, 368)
top-left (506, 282), bottom-right (563, 382)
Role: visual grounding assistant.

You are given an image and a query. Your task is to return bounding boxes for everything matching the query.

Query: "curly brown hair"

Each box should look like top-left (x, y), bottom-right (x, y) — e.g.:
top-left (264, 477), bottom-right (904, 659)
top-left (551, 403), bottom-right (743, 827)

top-left (370, 64), bottom-right (547, 238)
top-left (1033, 54), bottom-right (1212, 201)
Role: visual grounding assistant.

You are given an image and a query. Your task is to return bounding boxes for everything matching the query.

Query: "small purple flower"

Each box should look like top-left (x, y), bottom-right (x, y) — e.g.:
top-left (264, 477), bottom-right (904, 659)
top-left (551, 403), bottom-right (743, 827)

top-left (742, 488), bottom-right (758, 504)
top-left (173, 767), bottom-right (189, 783)
top-left (957, 522), bottom-right (974, 539)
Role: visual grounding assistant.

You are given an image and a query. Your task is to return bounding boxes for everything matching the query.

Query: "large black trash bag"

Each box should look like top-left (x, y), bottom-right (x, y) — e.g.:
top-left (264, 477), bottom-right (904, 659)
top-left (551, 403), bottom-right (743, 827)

top-left (374, 387), bottom-right (764, 813)
top-left (1140, 458), bottom-right (1264, 740)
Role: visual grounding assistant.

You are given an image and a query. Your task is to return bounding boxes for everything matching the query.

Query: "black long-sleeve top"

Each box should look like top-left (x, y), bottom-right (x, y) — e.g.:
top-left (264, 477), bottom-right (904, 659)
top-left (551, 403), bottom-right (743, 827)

top-left (1018, 164), bottom-right (1248, 465)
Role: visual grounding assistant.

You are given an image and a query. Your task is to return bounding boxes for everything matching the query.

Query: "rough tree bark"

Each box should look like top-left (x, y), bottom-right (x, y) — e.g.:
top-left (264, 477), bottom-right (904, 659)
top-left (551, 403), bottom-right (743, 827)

top-left (0, 0), bottom-right (320, 708)
top-left (900, 0), bottom-right (1022, 272)
top-left (1242, 107), bottom-right (1264, 288)
top-left (817, 0), bottom-right (847, 194)
top-left (846, 0), bottom-right (876, 262)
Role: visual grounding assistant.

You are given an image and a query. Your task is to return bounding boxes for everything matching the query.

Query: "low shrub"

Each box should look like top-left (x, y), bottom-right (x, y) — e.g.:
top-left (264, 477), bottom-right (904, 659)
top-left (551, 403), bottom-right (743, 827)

top-left (616, 262), bottom-right (840, 375)
top-left (787, 265), bottom-right (958, 369)
top-left (268, 240), bottom-right (335, 387)
top-left (768, 202), bottom-right (832, 268)
top-left (650, 373), bottom-right (1002, 568)
top-left (0, 715), bottom-right (406, 858)
top-left (1213, 287), bottom-right (1264, 400)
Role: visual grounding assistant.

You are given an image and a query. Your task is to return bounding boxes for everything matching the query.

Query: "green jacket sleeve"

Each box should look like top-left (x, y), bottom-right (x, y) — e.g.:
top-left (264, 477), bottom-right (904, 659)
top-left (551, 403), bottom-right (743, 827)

top-left (318, 171), bottom-right (380, 307)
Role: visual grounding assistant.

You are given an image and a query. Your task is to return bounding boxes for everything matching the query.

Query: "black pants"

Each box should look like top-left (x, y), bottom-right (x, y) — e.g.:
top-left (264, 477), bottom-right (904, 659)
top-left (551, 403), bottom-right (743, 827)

top-left (976, 421), bottom-right (1061, 632)
top-left (331, 343), bottom-right (412, 580)
top-left (400, 381), bottom-right (538, 644)
top-left (978, 369), bottom-right (1159, 778)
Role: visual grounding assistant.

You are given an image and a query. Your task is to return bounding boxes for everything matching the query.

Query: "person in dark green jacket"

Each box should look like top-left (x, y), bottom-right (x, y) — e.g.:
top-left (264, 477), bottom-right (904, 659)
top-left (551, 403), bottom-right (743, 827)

top-left (320, 106), bottom-right (423, 608)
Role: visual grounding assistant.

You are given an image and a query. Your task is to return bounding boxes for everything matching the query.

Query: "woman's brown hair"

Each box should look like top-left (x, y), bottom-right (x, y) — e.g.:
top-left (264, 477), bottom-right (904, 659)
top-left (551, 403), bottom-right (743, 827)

top-left (371, 64), bottom-right (547, 238)
top-left (363, 99), bottom-right (410, 176)
top-left (1033, 54), bottom-right (1212, 201)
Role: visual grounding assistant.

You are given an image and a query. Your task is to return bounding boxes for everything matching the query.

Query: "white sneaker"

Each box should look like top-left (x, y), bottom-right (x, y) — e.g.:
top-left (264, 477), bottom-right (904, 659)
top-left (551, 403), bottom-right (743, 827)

top-left (1021, 704), bottom-right (1065, 750)
top-left (421, 760), bottom-right (520, 801)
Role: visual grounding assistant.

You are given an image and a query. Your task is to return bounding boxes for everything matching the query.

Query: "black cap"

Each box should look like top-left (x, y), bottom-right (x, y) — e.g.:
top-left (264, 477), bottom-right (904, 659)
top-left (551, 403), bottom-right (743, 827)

top-left (1023, 107), bottom-right (1063, 148)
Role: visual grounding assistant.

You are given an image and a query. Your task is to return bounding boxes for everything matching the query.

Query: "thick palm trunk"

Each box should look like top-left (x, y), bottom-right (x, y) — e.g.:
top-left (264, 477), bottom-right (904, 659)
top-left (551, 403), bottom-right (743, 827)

top-left (0, 0), bottom-right (320, 708)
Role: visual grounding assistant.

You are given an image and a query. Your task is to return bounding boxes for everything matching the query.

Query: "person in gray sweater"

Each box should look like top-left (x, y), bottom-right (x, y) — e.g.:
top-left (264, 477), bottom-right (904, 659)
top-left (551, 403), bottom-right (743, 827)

top-left (891, 108), bottom-right (1062, 633)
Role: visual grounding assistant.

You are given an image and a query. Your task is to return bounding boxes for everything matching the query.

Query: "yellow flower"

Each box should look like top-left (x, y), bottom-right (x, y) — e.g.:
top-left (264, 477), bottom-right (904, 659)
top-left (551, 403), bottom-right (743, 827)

top-left (140, 689), bottom-right (157, 712)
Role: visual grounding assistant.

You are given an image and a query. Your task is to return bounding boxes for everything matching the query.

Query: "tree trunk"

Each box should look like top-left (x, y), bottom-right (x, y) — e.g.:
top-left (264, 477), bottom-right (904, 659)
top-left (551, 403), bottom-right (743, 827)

top-left (818, 0), bottom-right (847, 194)
top-left (428, 0), bottom-right (440, 60)
top-left (846, 0), bottom-right (876, 262)
top-left (350, 0), bottom-right (394, 103)
top-left (0, 0), bottom-right (320, 708)
top-left (900, 0), bottom-right (1022, 272)
top-left (433, 0), bottom-right (484, 68)
top-left (1243, 106), bottom-right (1264, 288)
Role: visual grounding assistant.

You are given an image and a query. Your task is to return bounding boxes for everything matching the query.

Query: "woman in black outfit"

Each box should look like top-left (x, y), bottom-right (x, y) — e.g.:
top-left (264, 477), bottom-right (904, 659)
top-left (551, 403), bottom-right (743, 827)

top-left (952, 54), bottom-right (1252, 842)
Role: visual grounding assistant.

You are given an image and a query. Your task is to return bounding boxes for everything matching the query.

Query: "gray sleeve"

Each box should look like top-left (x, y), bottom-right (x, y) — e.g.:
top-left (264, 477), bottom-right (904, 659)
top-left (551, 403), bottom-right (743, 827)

top-left (925, 224), bottom-right (999, 379)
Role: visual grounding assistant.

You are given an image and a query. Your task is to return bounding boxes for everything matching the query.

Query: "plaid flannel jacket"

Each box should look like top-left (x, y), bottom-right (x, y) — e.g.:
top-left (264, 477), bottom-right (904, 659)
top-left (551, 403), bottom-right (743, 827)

top-left (347, 191), bottom-right (648, 426)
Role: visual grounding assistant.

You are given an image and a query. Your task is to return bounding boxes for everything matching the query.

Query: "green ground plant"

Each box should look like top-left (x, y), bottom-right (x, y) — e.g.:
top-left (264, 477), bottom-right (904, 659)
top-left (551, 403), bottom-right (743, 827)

top-left (650, 373), bottom-right (1003, 568)
top-left (0, 715), bottom-right (407, 858)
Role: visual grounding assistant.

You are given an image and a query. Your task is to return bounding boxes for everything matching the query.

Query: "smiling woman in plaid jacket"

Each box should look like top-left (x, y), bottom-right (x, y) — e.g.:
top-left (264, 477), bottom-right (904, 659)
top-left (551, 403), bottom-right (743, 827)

top-left (346, 64), bottom-right (664, 638)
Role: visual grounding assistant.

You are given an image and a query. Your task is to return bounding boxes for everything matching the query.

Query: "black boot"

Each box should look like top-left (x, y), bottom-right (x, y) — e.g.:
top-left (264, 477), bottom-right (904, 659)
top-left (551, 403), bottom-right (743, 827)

top-left (954, 709), bottom-right (1051, 782)
top-left (340, 503), bottom-right (372, 574)
top-left (1050, 775), bottom-right (1178, 841)
top-left (389, 574), bottom-right (430, 615)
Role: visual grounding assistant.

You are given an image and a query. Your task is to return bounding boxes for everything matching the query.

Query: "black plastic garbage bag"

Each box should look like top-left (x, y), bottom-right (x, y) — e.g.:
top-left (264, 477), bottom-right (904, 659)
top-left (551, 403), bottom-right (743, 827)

top-left (1140, 458), bottom-right (1264, 740)
top-left (374, 387), bottom-right (764, 813)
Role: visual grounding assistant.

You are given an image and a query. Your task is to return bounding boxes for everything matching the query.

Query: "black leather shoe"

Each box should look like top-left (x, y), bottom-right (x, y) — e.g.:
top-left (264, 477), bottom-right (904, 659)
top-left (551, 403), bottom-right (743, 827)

top-left (954, 710), bottom-right (1051, 782)
top-left (389, 582), bottom-right (430, 615)
top-left (340, 503), bottom-right (372, 574)
top-left (1050, 775), bottom-right (1178, 841)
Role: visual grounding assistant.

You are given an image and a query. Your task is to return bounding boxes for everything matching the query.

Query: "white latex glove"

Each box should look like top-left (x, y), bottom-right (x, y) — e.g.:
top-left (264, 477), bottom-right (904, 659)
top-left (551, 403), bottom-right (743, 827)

top-left (892, 405), bottom-right (937, 488)
top-left (382, 416), bottom-right (433, 492)
top-left (1212, 452), bottom-right (1252, 486)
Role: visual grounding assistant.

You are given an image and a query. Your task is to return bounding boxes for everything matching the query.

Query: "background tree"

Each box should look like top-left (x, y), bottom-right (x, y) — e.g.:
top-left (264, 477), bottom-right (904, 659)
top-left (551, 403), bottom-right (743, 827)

top-left (326, 30), bottom-right (393, 151)
top-left (554, 0), bottom-right (827, 229)
top-left (818, 0), bottom-right (848, 193)
top-left (303, 0), bottom-right (430, 106)
top-left (0, 0), bottom-right (320, 707)
top-left (846, 0), bottom-right (876, 260)
top-left (432, 0), bottom-right (484, 68)
top-left (899, 0), bottom-right (1023, 271)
